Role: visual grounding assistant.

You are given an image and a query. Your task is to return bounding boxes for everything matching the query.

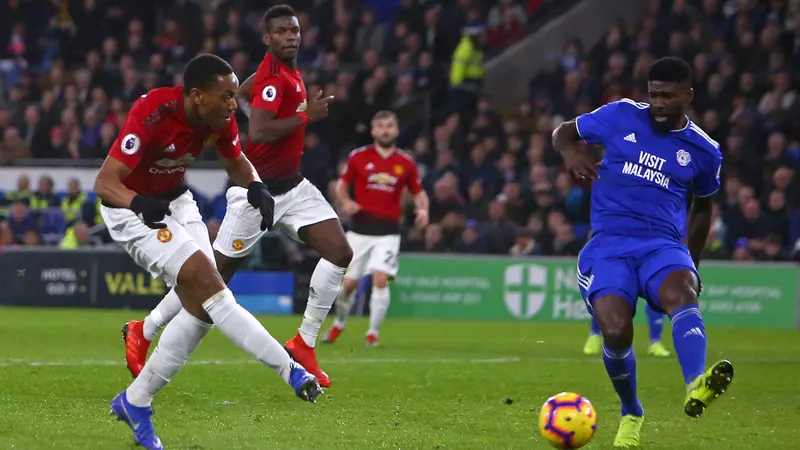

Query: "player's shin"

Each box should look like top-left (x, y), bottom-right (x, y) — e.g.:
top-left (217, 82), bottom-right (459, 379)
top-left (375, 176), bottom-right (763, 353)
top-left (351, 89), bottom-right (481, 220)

top-left (367, 286), bottom-right (390, 336)
top-left (669, 305), bottom-right (707, 384)
top-left (142, 288), bottom-right (183, 341)
top-left (299, 259), bottom-right (346, 347)
top-left (126, 309), bottom-right (212, 407)
top-left (602, 345), bottom-right (644, 417)
top-left (202, 288), bottom-right (294, 382)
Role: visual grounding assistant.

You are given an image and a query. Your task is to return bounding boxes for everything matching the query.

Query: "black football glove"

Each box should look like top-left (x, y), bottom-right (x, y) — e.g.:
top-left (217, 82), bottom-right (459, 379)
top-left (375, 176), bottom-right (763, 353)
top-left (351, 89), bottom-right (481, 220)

top-left (130, 195), bottom-right (172, 229)
top-left (246, 181), bottom-right (275, 231)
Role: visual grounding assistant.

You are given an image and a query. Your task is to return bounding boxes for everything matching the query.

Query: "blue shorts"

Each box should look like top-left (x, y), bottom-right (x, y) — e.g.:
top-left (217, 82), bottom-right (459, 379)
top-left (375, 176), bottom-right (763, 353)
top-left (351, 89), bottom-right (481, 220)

top-left (576, 233), bottom-right (699, 316)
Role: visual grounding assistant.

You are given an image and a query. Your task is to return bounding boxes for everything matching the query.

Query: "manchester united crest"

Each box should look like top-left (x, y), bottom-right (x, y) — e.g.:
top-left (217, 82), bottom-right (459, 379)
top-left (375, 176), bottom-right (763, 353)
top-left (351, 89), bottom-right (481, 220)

top-left (394, 164), bottom-right (404, 176)
top-left (204, 134), bottom-right (219, 147)
top-left (157, 228), bottom-right (173, 243)
top-left (232, 239), bottom-right (244, 251)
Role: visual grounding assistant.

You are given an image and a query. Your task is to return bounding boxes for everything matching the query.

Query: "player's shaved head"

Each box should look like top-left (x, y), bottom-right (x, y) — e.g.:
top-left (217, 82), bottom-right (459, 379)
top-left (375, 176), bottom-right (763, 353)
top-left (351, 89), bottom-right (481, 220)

top-left (263, 4), bottom-right (297, 31)
top-left (647, 57), bottom-right (693, 132)
top-left (183, 54), bottom-right (234, 95)
top-left (648, 56), bottom-right (692, 86)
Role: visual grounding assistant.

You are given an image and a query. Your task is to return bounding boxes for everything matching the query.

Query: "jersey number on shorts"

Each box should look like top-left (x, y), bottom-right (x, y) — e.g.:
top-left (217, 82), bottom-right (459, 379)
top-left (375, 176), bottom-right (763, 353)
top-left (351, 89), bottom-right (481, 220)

top-left (383, 250), bottom-right (398, 268)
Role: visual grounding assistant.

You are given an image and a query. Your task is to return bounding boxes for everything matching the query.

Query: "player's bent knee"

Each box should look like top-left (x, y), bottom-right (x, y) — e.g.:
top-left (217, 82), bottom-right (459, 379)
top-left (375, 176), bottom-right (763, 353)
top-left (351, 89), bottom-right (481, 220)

top-left (372, 272), bottom-right (389, 289)
top-left (657, 270), bottom-right (699, 315)
top-left (330, 244), bottom-right (354, 268)
top-left (177, 250), bottom-right (226, 299)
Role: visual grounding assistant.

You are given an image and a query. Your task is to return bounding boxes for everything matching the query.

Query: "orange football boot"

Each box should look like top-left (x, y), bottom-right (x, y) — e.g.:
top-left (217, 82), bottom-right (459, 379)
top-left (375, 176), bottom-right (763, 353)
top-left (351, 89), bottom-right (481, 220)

top-left (321, 324), bottom-right (343, 344)
top-left (365, 333), bottom-right (379, 346)
top-left (285, 334), bottom-right (330, 388)
top-left (121, 320), bottom-right (151, 378)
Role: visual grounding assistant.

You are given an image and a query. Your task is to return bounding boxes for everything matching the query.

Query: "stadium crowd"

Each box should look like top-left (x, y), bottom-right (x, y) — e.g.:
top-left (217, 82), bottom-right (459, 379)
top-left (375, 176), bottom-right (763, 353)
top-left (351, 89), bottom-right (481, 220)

top-left (0, 0), bottom-right (798, 264)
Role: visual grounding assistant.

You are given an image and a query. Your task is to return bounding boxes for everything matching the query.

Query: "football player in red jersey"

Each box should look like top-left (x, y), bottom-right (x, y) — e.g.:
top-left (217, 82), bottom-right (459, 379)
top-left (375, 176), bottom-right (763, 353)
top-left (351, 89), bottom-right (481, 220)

top-left (323, 111), bottom-right (429, 346)
top-left (98, 54), bottom-right (321, 450)
top-left (123, 5), bottom-right (348, 389)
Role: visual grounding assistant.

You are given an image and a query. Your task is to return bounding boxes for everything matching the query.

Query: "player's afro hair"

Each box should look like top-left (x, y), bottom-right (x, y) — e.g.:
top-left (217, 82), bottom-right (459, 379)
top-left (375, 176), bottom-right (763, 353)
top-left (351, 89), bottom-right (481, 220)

top-left (182, 54), bottom-right (234, 95)
top-left (264, 4), bottom-right (297, 30)
top-left (648, 56), bottom-right (692, 86)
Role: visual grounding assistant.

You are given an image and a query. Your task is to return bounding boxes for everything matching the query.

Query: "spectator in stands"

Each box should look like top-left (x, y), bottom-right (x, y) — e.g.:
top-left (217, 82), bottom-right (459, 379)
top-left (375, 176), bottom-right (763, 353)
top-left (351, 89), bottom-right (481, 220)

top-left (62, 178), bottom-right (88, 226)
top-left (450, 25), bottom-right (486, 112)
top-left (1, 174), bottom-right (32, 209)
top-left (60, 221), bottom-right (94, 249)
top-left (30, 175), bottom-right (60, 211)
top-left (0, 126), bottom-right (31, 162)
top-left (6, 201), bottom-right (38, 245)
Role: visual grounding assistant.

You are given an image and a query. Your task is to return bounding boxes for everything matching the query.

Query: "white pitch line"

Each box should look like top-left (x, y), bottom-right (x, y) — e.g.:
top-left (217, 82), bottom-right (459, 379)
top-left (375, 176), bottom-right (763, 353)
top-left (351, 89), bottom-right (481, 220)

top-left (0, 356), bottom-right (522, 368)
top-left (1, 355), bottom-right (798, 368)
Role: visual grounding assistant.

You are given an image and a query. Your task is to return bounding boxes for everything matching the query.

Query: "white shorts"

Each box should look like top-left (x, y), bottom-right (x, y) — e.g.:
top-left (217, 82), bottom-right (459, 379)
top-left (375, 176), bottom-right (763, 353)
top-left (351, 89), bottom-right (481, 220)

top-left (101, 191), bottom-right (213, 287)
top-left (344, 231), bottom-right (401, 280)
top-left (213, 178), bottom-right (339, 258)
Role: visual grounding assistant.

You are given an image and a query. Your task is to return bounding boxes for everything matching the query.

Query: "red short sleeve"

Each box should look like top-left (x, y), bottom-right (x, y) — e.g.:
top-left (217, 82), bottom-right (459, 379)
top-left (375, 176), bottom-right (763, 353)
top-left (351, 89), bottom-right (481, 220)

top-left (405, 159), bottom-right (423, 194)
top-left (341, 152), bottom-right (358, 183)
top-left (108, 96), bottom-right (150, 169)
top-left (215, 116), bottom-right (243, 160)
top-left (251, 71), bottom-right (283, 114)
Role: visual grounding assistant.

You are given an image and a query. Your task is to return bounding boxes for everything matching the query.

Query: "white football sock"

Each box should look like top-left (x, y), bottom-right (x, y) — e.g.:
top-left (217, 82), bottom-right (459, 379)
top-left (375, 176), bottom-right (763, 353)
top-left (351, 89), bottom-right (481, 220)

top-left (126, 309), bottom-right (211, 407)
top-left (334, 287), bottom-right (355, 328)
top-left (202, 288), bottom-right (293, 383)
top-left (143, 288), bottom-right (182, 341)
top-left (299, 259), bottom-right (345, 347)
top-left (367, 286), bottom-right (391, 336)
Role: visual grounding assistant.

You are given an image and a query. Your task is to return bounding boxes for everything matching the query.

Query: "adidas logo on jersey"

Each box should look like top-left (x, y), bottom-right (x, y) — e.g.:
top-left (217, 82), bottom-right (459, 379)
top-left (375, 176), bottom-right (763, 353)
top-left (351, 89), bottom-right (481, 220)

top-left (624, 133), bottom-right (637, 143)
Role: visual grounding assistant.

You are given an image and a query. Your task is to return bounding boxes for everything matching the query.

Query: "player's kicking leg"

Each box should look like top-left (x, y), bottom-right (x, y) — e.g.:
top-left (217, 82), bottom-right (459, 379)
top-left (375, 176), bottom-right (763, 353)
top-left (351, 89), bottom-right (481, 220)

top-left (105, 213), bottom-right (321, 449)
top-left (644, 304), bottom-right (670, 357)
top-left (285, 218), bottom-right (352, 387)
top-left (648, 269), bottom-right (733, 418)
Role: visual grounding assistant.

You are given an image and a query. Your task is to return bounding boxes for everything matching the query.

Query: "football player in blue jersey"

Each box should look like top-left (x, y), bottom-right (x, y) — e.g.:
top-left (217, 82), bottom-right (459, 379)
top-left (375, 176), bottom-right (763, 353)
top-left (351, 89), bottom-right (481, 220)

top-left (552, 57), bottom-right (733, 448)
top-left (584, 303), bottom-right (670, 357)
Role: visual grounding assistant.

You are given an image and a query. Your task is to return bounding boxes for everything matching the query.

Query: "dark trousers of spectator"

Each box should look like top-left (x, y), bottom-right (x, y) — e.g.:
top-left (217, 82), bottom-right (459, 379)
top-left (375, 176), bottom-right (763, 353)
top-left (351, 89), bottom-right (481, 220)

top-left (450, 80), bottom-right (483, 115)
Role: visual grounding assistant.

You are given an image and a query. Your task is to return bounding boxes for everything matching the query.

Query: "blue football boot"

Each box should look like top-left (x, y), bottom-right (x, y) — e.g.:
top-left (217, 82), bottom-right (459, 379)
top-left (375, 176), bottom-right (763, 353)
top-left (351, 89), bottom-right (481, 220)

top-left (290, 361), bottom-right (324, 403)
top-left (109, 391), bottom-right (163, 450)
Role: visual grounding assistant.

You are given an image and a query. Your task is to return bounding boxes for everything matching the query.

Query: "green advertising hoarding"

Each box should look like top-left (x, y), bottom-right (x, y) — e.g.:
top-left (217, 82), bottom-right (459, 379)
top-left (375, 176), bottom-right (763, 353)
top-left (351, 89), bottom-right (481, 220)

top-left (390, 255), bottom-right (799, 329)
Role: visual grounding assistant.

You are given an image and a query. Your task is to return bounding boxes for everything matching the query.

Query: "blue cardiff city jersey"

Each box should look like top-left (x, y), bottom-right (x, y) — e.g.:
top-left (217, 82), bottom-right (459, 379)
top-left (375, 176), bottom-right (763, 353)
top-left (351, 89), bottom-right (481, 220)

top-left (576, 98), bottom-right (723, 240)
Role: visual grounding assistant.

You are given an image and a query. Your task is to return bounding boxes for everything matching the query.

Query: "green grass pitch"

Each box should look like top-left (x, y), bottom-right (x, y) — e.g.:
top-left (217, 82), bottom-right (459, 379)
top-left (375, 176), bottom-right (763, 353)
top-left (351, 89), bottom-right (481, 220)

top-left (0, 307), bottom-right (799, 449)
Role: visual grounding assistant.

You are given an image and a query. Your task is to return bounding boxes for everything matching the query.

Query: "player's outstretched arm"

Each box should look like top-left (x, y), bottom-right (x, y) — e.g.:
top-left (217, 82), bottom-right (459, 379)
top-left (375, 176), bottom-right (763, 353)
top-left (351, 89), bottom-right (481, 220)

top-left (686, 195), bottom-right (713, 268)
top-left (94, 157), bottom-right (137, 208)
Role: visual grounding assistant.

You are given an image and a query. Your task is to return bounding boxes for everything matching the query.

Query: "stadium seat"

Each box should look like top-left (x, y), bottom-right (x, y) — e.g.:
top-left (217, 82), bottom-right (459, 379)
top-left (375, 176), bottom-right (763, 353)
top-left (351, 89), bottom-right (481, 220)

top-left (39, 208), bottom-right (68, 245)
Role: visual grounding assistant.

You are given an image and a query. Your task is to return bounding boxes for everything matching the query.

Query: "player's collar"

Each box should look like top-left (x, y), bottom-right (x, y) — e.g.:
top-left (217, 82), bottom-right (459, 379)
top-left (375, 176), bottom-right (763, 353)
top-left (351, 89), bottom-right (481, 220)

top-left (669, 115), bottom-right (691, 133)
top-left (374, 147), bottom-right (396, 159)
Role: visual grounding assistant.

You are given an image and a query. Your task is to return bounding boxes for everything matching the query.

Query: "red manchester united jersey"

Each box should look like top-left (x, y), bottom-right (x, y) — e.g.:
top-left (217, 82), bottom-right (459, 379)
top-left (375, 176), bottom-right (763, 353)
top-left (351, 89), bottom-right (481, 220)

top-left (342, 145), bottom-right (422, 227)
top-left (246, 53), bottom-right (308, 181)
top-left (108, 86), bottom-right (241, 196)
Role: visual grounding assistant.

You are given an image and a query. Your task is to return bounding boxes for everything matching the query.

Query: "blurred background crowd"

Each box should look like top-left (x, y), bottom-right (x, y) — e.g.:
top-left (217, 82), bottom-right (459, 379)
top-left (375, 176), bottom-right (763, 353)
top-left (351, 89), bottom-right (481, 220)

top-left (1, 0), bottom-right (799, 267)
